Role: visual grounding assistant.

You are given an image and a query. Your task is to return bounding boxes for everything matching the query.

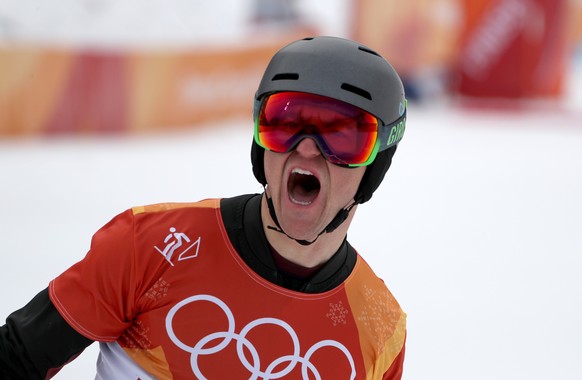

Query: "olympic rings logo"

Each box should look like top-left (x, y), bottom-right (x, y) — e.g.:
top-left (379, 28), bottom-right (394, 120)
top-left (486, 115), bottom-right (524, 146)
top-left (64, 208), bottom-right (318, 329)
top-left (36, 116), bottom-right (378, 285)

top-left (165, 294), bottom-right (356, 379)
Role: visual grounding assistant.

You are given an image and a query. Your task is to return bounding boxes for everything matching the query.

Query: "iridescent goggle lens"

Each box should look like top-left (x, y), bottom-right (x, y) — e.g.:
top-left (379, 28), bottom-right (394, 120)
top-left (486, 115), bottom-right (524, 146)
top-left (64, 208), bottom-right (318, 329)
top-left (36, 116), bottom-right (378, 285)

top-left (255, 92), bottom-right (390, 167)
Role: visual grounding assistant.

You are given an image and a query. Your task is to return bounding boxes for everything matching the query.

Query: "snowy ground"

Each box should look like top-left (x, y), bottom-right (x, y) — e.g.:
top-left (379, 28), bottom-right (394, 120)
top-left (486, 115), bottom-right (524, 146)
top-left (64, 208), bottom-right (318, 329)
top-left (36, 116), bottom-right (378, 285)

top-left (1, 99), bottom-right (581, 379)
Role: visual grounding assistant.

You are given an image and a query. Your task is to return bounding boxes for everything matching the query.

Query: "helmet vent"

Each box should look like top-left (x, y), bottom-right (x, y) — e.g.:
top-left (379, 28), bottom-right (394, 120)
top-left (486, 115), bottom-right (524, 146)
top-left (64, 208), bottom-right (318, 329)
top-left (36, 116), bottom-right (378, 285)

top-left (358, 46), bottom-right (381, 57)
top-left (272, 73), bottom-right (299, 81)
top-left (341, 83), bottom-right (372, 100)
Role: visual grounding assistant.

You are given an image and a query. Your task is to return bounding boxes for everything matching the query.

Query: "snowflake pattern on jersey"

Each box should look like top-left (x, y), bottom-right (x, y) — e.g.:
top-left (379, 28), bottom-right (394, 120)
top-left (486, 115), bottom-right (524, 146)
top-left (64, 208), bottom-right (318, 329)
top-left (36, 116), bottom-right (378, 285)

top-left (327, 301), bottom-right (349, 326)
top-left (146, 277), bottom-right (170, 301)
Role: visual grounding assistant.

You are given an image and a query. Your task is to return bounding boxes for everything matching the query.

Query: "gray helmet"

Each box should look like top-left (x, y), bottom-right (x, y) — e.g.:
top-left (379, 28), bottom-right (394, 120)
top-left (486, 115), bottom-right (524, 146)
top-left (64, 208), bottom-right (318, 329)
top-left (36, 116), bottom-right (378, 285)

top-left (251, 36), bottom-right (406, 203)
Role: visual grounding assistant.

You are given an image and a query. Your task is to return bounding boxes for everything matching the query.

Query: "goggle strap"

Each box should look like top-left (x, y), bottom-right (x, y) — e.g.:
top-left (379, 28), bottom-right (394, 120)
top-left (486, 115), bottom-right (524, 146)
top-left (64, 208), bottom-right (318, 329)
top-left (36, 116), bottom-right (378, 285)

top-left (324, 202), bottom-right (356, 233)
top-left (264, 190), bottom-right (356, 246)
top-left (377, 111), bottom-right (407, 152)
top-left (265, 193), bottom-right (318, 246)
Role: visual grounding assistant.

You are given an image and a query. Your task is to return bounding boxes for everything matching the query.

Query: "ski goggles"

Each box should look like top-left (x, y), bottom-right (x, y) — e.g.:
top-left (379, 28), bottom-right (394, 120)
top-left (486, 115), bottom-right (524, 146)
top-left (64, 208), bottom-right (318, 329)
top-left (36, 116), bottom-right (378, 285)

top-left (254, 92), bottom-right (406, 167)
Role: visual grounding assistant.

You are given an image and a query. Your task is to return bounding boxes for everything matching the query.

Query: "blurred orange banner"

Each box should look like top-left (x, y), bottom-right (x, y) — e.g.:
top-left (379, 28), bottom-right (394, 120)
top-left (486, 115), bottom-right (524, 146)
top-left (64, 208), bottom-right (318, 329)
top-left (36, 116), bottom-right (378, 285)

top-left (352, 0), bottom-right (461, 79)
top-left (0, 43), bottom-right (284, 137)
top-left (352, 0), bottom-right (579, 100)
top-left (454, 0), bottom-right (569, 99)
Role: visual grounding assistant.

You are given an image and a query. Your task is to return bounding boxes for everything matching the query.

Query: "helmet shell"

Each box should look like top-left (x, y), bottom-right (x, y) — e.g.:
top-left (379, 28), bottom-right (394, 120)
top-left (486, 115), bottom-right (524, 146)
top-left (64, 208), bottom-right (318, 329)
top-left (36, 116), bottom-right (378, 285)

top-left (251, 36), bottom-right (406, 203)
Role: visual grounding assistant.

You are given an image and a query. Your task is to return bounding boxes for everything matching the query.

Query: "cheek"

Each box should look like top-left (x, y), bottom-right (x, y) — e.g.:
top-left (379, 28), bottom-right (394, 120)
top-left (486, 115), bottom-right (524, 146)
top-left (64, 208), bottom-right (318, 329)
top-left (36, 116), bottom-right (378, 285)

top-left (334, 166), bottom-right (366, 198)
top-left (263, 150), bottom-right (285, 187)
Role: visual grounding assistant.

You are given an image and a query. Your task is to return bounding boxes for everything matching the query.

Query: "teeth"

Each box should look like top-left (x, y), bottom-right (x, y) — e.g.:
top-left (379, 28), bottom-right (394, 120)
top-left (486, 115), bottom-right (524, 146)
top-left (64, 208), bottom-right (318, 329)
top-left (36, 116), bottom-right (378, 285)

top-left (289, 168), bottom-right (318, 206)
top-left (290, 197), bottom-right (312, 206)
top-left (292, 168), bottom-right (313, 176)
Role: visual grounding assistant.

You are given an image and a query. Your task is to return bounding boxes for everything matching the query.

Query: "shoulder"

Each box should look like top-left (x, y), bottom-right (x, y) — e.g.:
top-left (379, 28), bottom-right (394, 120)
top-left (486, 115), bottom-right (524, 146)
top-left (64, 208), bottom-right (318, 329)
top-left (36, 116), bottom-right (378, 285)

top-left (347, 256), bottom-right (404, 316)
top-left (87, 199), bottom-right (225, 257)
top-left (346, 256), bottom-right (407, 373)
top-left (345, 255), bottom-right (406, 338)
top-left (347, 257), bottom-right (402, 306)
top-left (125, 199), bottom-right (224, 231)
top-left (131, 198), bottom-right (221, 216)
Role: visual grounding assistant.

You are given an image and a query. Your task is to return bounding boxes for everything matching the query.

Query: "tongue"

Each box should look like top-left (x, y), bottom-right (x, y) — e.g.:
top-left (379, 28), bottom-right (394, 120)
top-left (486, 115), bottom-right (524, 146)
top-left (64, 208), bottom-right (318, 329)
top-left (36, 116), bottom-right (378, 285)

top-left (289, 172), bottom-right (320, 205)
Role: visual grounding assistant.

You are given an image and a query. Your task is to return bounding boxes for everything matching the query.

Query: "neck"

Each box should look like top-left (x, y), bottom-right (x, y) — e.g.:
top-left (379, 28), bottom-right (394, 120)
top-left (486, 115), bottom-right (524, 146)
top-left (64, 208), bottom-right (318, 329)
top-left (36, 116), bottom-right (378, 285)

top-left (260, 193), bottom-right (355, 268)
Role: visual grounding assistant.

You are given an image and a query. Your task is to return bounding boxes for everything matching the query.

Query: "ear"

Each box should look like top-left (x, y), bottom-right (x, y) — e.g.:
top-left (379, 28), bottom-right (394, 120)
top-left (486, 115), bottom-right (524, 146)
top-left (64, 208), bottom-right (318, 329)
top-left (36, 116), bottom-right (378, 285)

top-left (251, 139), bottom-right (267, 186)
top-left (356, 145), bottom-right (397, 204)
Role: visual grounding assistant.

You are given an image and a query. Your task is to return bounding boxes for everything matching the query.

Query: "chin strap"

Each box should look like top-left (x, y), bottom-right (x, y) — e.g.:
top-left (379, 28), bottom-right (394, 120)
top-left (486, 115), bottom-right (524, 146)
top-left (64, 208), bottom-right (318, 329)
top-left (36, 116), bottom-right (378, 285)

top-left (265, 192), bottom-right (356, 246)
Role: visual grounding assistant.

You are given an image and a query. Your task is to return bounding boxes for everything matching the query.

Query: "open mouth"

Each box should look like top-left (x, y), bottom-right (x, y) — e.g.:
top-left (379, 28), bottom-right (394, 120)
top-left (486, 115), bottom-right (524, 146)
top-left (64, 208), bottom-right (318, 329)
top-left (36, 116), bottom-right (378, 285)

top-left (287, 168), bottom-right (321, 206)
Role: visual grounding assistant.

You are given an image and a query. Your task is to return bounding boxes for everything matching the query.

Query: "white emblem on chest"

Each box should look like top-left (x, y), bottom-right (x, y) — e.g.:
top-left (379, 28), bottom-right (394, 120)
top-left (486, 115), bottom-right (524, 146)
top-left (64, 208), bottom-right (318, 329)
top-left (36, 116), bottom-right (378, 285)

top-left (165, 294), bottom-right (356, 379)
top-left (154, 227), bottom-right (200, 266)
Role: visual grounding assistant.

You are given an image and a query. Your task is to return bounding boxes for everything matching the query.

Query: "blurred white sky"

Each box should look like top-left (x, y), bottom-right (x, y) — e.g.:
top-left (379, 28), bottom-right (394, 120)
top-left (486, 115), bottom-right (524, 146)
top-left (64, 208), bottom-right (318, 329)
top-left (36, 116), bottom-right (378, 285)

top-left (0, 0), bottom-right (351, 46)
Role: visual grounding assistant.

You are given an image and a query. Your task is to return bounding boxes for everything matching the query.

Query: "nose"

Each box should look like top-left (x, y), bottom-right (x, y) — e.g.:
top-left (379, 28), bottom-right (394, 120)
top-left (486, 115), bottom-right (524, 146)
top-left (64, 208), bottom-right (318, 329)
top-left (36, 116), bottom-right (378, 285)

top-left (294, 137), bottom-right (322, 159)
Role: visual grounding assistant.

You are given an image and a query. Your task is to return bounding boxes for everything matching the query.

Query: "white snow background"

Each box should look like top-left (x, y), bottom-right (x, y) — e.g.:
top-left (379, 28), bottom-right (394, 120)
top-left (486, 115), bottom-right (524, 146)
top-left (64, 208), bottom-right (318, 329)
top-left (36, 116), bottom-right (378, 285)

top-left (1, 1), bottom-right (581, 379)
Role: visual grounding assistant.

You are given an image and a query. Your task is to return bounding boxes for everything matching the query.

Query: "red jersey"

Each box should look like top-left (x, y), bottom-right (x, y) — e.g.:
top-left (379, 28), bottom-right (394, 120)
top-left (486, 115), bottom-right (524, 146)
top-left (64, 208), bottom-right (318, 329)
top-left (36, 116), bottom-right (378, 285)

top-left (49, 199), bottom-right (406, 379)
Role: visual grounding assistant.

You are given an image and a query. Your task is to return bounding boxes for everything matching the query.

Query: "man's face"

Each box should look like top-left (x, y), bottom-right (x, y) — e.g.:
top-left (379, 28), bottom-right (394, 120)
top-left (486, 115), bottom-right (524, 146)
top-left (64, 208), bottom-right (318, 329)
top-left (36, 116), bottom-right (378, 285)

top-left (264, 137), bottom-right (366, 242)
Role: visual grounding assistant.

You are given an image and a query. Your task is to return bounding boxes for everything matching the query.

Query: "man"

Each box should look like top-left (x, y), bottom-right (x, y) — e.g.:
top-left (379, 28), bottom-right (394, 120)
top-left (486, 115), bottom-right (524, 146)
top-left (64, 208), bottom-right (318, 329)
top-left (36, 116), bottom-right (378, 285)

top-left (0, 36), bottom-right (407, 379)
